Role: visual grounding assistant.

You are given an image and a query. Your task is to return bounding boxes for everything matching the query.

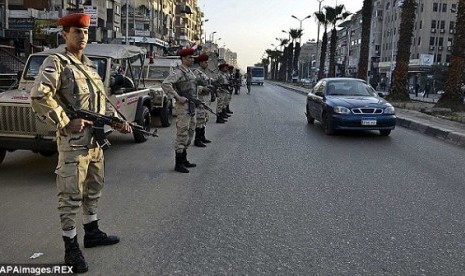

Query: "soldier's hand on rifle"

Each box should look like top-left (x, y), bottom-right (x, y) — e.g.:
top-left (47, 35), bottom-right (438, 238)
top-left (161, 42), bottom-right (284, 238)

top-left (112, 121), bottom-right (132, 134)
top-left (175, 95), bottom-right (188, 104)
top-left (67, 118), bottom-right (93, 134)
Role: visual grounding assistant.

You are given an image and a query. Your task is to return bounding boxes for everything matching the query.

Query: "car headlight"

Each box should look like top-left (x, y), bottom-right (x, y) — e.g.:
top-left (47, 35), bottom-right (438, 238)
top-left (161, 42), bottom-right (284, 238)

top-left (384, 106), bottom-right (395, 114)
top-left (333, 106), bottom-right (351, 114)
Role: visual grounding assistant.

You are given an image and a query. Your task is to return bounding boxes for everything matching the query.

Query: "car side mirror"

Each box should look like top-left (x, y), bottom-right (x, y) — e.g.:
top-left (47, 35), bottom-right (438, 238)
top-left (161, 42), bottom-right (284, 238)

top-left (377, 92), bottom-right (385, 98)
top-left (315, 91), bottom-right (324, 97)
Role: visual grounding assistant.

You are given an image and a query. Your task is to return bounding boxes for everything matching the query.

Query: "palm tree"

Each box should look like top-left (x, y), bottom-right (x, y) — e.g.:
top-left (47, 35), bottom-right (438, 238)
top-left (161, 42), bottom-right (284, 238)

top-left (325, 5), bottom-right (351, 78)
top-left (435, 0), bottom-right (465, 111)
top-left (277, 38), bottom-right (290, 81)
top-left (261, 57), bottom-right (270, 79)
top-left (387, 0), bottom-right (417, 102)
top-left (314, 10), bottom-right (329, 80)
top-left (357, 0), bottom-right (373, 80)
top-left (290, 28), bottom-right (304, 82)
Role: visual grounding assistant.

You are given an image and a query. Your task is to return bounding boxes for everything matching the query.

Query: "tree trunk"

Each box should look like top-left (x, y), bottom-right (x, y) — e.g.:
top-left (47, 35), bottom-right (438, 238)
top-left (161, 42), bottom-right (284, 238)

top-left (387, 0), bottom-right (416, 102)
top-left (287, 43), bottom-right (294, 82)
top-left (293, 42), bottom-right (301, 79)
top-left (357, 0), bottom-right (372, 80)
top-left (328, 28), bottom-right (337, 77)
top-left (318, 30), bottom-right (328, 80)
top-left (435, 0), bottom-right (465, 111)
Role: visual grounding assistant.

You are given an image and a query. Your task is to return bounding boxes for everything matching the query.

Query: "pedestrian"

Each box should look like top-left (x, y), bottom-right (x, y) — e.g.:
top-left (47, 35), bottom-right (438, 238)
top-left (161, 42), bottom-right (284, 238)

top-left (380, 79), bottom-right (386, 91)
top-left (192, 53), bottom-right (213, 147)
top-left (415, 83), bottom-right (420, 97)
top-left (424, 83), bottom-right (430, 98)
top-left (234, 68), bottom-right (241, 94)
top-left (246, 68), bottom-right (252, 94)
top-left (30, 13), bottom-right (132, 273)
top-left (161, 48), bottom-right (198, 173)
top-left (215, 63), bottom-right (231, 123)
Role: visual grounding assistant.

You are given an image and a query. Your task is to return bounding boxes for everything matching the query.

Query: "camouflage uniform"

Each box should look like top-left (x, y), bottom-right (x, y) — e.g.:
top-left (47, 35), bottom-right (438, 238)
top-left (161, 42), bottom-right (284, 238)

top-left (31, 51), bottom-right (106, 232)
top-left (215, 69), bottom-right (230, 119)
top-left (193, 67), bottom-right (211, 128)
top-left (161, 64), bottom-right (197, 153)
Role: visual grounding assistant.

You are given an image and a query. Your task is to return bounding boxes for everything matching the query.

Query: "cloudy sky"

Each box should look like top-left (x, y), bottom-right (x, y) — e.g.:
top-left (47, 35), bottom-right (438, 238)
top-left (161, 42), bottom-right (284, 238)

top-left (198, 0), bottom-right (364, 70)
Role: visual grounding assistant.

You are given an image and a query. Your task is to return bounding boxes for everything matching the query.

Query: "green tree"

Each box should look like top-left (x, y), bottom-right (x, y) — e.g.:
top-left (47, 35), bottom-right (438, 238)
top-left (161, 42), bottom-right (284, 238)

top-left (314, 10), bottom-right (329, 80)
top-left (290, 28), bottom-right (304, 81)
top-left (435, 0), bottom-right (465, 111)
top-left (357, 0), bottom-right (372, 80)
top-left (387, 0), bottom-right (416, 102)
top-left (261, 58), bottom-right (270, 79)
top-left (325, 5), bottom-right (351, 77)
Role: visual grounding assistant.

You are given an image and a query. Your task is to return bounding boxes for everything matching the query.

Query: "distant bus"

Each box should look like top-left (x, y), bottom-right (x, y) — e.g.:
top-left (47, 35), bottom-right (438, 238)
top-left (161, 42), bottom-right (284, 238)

top-left (247, 66), bottom-right (265, 86)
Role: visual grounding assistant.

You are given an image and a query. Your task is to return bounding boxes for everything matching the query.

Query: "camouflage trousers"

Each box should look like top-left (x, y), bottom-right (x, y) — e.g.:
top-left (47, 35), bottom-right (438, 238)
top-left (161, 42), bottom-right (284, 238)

top-left (55, 147), bottom-right (104, 231)
top-left (175, 101), bottom-right (196, 153)
top-left (196, 94), bottom-right (210, 128)
top-left (216, 90), bottom-right (228, 113)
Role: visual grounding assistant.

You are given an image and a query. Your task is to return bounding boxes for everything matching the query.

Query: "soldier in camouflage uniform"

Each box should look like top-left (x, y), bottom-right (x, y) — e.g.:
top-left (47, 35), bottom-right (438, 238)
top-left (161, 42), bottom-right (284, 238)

top-left (193, 54), bottom-right (213, 147)
top-left (30, 13), bottom-right (131, 273)
top-left (161, 48), bottom-right (198, 173)
top-left (216, 63), bottom-right (231, 123)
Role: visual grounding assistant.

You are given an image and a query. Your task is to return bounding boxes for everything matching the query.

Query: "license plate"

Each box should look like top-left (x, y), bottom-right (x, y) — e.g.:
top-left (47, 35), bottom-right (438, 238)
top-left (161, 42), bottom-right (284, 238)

top-left (361, 119), bottom-right (377, 126)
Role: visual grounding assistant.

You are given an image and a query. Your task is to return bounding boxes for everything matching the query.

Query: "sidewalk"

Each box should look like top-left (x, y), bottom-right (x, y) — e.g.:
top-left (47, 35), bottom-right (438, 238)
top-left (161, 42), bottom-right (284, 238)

top-left (271, 81), bottom-right (465, 148)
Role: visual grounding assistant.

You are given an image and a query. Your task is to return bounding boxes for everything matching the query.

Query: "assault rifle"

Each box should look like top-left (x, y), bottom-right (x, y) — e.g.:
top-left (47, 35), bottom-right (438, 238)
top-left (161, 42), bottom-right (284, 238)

top-left (72, 109), bottom-right (158, 149)
top-left (179, 90), bottom-right (217, 116)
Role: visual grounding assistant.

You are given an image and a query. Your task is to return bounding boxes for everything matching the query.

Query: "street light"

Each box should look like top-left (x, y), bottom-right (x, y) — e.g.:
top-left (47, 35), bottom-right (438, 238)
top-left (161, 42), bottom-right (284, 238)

top-left (315, 0), bottom-right (324, 81)
top-left (210, 31), bottom-right (217, 42)
top-left (203, 19), bottom-right (209, 44)
top-left (282, 30), bottom-right (290, 40)
top-left (291, 14), bottom-right (311, 44)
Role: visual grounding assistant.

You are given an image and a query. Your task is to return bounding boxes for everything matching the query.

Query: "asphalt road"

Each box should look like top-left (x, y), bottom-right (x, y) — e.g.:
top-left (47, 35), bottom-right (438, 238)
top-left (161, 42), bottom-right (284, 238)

top-left (1, 82), bottom-right (465, 275)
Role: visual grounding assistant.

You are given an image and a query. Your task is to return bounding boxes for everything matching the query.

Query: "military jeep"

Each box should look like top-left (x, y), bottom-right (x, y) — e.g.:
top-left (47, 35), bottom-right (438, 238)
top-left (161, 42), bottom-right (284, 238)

top-left (0, 44), bottom-right (153, 166)
top-left (133, 56), bottom-right (181, 127)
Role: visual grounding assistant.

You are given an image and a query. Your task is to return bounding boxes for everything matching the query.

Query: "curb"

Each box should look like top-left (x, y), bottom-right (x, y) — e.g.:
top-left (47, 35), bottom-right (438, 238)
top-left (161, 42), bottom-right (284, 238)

top-left (272, 81), bottom-right (465, 148)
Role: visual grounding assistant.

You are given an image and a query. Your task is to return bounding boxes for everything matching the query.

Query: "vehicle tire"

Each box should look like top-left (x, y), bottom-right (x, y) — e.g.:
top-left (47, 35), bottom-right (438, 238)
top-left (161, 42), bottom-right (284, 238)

top-left (322, 113), bottom-right (335, 135)
top-left (133, 106), bottom-right (151, 143)
top-left (0, 149), bottom-right (6, 165)
top-left (159, 99), bottom-right (172, 127)
top-left (39, 150), bottom-right (57, 157)
top-left (379, 130), bottom-right (391, 136)
top-left (306, 107), bottom-right (314, 124)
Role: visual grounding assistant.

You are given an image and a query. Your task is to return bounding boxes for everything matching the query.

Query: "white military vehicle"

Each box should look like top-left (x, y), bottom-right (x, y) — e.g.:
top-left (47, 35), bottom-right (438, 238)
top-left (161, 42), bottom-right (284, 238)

top-left (132, 56), bottom-right (181, 127)
top-left (0, 44), bottom-right (154, 165)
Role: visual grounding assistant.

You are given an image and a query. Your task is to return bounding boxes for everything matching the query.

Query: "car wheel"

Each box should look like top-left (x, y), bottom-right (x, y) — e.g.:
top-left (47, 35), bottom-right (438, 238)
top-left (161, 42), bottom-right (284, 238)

top-left (39, 150), bottom-right (57, 157)
top-left (306, 106), bottom-right (314, 124)
top-left (159, 99), bottom-right (173, 127)
top-left (322, 113), bottom-right (335, 135)
top-left (133, 106), bottom-right (151, 143)
top-left (379, 130), bottom-right (391, 136)
top-left (0, 149), bottom-right (6, 165)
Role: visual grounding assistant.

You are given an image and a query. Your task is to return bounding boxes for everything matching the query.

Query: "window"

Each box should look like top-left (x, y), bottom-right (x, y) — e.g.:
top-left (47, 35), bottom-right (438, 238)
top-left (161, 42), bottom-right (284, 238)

top-left (440, 20), bottom-right (445, 29)
top-left (419, 20), bottom-right (422, 29)
top-left (431, 20), bottom-right (436, 28)
top-left (436, 54), bottom-right (442, 63)
top-left (447, 37), bottom-right (453, 46)
top-left (430, 37), bottom-right (435, 46)
top-left (450, 21), bottom-right (455, 30)
top-left (442, 3), bottom-right (447, 12)
top-left (452, 4), bottom-right (457, 12)
top-left (418, 36), bottom-right (421, 45)
top-left (438, 37), bottom-right (444, 46)
top-left (446, 54), bottom-right (451, 63)
top-left (433, 3), bottom-right (438, 12)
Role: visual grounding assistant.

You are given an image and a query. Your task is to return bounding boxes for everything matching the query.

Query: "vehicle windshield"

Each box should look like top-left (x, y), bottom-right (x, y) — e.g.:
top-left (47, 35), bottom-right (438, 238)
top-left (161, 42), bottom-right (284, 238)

top-left (24, 56), bottom-right (107, 82)
top-left (326, 81), bottom-right (377, 97)
top-left (133, 65), bottom-right (171, 81)
top-left (251, 68), bottom-right (264, 77)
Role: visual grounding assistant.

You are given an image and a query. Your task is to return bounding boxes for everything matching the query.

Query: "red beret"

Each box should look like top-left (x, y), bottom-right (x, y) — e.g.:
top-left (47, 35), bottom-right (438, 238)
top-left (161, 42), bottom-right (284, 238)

top-left (58, 13), bottom-right (91, 28)
top-left (219, 63), bottom-right (229, 70)
top-left (197, 54), bottom-right (209, 62)
top-left (178, 48), bottom-right (195, 57)
top-left (228, 65), bottom-right (234, 69)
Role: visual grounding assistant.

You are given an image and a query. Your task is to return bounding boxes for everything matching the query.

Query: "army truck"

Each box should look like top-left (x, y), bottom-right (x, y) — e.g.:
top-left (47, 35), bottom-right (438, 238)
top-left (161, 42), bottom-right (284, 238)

top-left (0, 44), bottom-right (154, 166)
top-left (132, 56), bottom-right (181, 127)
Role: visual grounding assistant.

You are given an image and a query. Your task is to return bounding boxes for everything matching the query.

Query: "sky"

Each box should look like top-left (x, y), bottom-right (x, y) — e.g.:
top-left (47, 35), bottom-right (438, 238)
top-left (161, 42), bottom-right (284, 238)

top-left (198, 0), bottom-right (364, 71)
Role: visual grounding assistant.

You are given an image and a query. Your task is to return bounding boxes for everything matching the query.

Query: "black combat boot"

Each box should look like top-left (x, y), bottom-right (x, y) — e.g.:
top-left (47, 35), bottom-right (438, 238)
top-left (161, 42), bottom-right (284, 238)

top-left (175, 152), bottom-right (189, 173)
top-left (83, 220), bottom-right (120, 248)
top-left (201, 128), bottom-right (211, 143)
top-left (194, 128), bottom-right (206, 147)
top-left (216, 116), bottom-right (226, 123)
top-left (63, 235), bottom-right (88, 273)
top-left (182, 150), bottom-right (196, 168)
top-left (226, 105), bottom-right (233, 114)
top-left (222, 110), bottom-right (231, 118)
top-left (221, 111), bottom-right (229, 120)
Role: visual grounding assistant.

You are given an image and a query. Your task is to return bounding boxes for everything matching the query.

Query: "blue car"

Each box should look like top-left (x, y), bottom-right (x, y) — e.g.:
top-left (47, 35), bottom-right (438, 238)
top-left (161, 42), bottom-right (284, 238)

top-left (306, 78), bottom-right (396, 136)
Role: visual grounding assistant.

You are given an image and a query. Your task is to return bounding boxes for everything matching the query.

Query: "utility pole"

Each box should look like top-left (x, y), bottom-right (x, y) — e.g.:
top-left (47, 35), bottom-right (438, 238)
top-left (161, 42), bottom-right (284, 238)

top-left (315, 0), bottom-right (324, 81)
top-left (125, 0), bottom-right (129, 45)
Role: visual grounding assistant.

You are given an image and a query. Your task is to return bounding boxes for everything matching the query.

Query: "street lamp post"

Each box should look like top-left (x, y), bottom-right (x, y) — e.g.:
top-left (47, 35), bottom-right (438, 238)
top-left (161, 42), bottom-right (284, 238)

top-left (291, 14), bottom-right (311, 44)
top-left (203, 19), bottom-right (209, 44)
top-left (210, 31), bottom-right (217, 42)
top-left (315, 0), bottom-right (324, 81)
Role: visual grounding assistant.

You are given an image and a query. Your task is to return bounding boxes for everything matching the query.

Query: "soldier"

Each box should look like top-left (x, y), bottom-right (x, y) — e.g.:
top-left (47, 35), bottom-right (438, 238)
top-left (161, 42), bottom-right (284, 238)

top-left (161, 48), bottom-right (198, 173)
top-left (193, 54), bottom-right (213, 147)
top-left (225, 65), bottom-right (235, 114)
top-left (30, 13), bottom-right (132, 273)
top-left (215, 63), bottom-right (231, 123)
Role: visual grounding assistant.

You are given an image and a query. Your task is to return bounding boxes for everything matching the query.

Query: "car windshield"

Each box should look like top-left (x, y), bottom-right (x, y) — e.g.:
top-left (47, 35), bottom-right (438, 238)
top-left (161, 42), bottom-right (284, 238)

top-left (148, 66), bottom-right (171, 80)
top-left (326, 81), bottom-right (377, 97)
top-left (24, 56), bottom-right (107, 81)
